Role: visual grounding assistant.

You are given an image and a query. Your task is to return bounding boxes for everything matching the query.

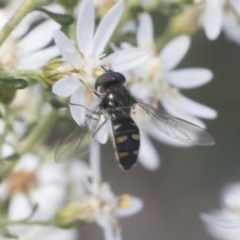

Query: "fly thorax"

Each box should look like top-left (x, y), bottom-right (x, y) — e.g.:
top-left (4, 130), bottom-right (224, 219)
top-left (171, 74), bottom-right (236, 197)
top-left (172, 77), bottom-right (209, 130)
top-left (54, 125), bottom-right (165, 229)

top-left (103, 85), bottom-right (132, 118)
top-left (105, 86), bottom-right (131, 107)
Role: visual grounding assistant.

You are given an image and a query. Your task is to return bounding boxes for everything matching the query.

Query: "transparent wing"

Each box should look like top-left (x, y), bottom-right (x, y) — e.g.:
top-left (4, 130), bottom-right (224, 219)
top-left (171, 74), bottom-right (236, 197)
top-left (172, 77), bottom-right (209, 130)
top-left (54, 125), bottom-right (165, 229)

top-left (55, 108), bottom-right (108, 163)
top-left (135, 101), bottom-right (215, 146)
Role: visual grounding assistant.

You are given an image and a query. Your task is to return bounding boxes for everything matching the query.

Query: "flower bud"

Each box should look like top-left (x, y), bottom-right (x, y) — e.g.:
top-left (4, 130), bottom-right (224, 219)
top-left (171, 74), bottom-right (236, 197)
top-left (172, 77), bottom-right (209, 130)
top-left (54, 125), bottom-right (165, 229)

top-left (43, 58), bottom-right (73, 86)
top-left (54, 196), bottom-right (96, 228)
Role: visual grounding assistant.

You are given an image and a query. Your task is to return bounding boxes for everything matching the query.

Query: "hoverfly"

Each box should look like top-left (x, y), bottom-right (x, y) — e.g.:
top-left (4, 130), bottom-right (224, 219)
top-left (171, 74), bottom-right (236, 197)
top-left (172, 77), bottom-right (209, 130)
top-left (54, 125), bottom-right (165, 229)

top-left (55, 70), bottom-right (215, 170)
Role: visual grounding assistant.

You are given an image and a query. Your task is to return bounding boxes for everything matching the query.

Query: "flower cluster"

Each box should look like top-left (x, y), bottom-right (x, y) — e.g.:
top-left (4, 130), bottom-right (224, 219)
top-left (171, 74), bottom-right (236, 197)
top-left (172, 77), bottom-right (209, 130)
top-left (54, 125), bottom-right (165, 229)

top-left (0, 0), bottom-right (240, 239)
top-left (200, 182), bottom-right (240, 240)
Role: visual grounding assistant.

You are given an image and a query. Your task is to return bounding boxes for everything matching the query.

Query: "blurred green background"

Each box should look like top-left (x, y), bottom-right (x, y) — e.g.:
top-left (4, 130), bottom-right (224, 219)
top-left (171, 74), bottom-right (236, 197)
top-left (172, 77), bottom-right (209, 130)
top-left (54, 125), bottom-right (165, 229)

top-left (80, 13), bottom-right (240, 240)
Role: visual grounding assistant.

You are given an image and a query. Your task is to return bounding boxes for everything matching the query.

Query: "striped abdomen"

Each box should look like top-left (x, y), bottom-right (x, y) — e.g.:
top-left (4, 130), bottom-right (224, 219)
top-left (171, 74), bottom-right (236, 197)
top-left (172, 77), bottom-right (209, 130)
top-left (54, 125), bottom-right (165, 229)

top-left (112, 117), bottom-right (140, 170)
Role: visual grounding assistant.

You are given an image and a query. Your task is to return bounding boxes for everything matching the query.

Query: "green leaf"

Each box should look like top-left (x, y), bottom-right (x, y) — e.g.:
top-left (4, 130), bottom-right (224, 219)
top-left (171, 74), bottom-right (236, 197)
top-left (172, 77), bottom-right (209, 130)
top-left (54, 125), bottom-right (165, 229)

top-left (1, 228), bottom-right (18, 239)
top-left (4, 153), bottom-right (20, 161)
top-left (0, 78), bottom-right (28, 89)
top-left (58, 0), bottom-right (79, 9)
top-left (130, 5), bottom-right (144, 17)
top-left (159, 3), bottom-right (183, 16)
top-left (36, 8), bottom-right (75, 25)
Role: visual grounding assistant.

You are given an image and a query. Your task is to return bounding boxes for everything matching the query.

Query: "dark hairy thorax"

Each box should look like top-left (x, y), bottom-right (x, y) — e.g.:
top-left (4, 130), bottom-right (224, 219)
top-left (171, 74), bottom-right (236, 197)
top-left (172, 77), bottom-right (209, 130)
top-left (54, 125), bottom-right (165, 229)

top-left (101, 83), bottom-right (136, 118)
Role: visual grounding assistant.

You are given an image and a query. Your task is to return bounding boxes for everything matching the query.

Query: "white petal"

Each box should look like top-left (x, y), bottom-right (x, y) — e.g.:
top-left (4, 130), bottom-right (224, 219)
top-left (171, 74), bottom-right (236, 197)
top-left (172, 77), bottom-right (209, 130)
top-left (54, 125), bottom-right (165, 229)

top-left (0, 181), bottom-right (9, 201)
top-left (116, 196), bottom-right (143, 217)
top-left (120, 20), bottom-right (136, 34)
top-left (137, 13), bottom-right (154, 49)
top-left (52, 75), bottom-right (80, 97)
top-left (91, 0), bottom-right (124, 58)
top-left (11, 11), bottom-right (43, 39)
top-left (8, 193), bottom-right (32, 221)
top-left (53, 30), bottom-right (82, 67)
top-left (222, 13), bottom-right (240, 45)
top-left (95, 214), bottom-right (117, 240)
top-left (130, 82), bottom-right (151, 100)
top-left (77, 0), bottom-right (94, 56)
top-left (17, 46), bottom-right (60, 70)
top-left (203, 0), bottom-right (222, 40)
top-left (32, 227), bottom-right (79, 240)
top-left (200, 212), bottom-right (240, 228)
top-left (18, 20), bottom-right (60, 52)
top-left (69, 90), bottom-right (86, 125)
top-left (138, 133), bottom-right (160, 170)
top-left (29, 185), bottom-right (66, 221)
top-left (167, 68), bottom-right (213, 89)
top-left (221, 182), bottom-right (240, 210)
top-left (160, 35), bottom-right (190, 71)
top-left (14, 153), bottom-right (40, 172)
top-left (37, 164), bottom-right (66, 186)
top-left (90, 142), bottom-right (101, 178)
top-left (200, 210), bottom-right (240, 240)
top-left (229, 0), bottom-right (240, 16)
top-left (90, 114), bottom-right (108, 144)
top-left (2, 143), bottom-right (14, 158)
top-left (171, 94), bottom-right (217, 119)
top-left (67, 162), bottom-right (89, 200)
top-left (45, 3), bottom-right (67, 14)
top-left (103, 49), bottom-right (149, 72)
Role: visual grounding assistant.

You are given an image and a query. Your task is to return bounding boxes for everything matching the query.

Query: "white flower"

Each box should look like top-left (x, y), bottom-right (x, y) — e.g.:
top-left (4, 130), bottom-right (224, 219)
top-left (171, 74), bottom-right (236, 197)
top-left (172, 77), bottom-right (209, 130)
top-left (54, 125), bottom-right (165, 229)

top-left (201, 0), bottom-right (240, 43)
top-left (125, 13), bottom-right (216, 170)
top-left (202, 0), bottom-right (223, 40)
top-left (52, 0), bottom-right (149, 131)
top-left (0, 1), bottom-right (64, 70)
top-left (71, 144), bottom-right (143, 240)
top-left (0, 153), bottom-right (77, 239)
top-left (200, 182), bottom-right (240, 240)
top-left (17, 226), bottom-right (78, 240)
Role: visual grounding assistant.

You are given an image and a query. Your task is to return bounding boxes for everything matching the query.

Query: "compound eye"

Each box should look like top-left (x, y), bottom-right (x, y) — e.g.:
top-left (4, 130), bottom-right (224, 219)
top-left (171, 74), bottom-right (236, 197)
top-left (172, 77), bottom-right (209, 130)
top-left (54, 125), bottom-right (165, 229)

top-left (95, 73), bottom-right (113, 89)
top-left (113, 72), bottom-right (126, 83)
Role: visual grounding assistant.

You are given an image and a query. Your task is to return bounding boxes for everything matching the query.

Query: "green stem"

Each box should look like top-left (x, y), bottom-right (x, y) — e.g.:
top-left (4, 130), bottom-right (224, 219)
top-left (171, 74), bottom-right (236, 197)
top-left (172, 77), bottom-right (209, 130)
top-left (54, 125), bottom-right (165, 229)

top-left (2, 110), bottom-right (58, 178)
top-left (18, 110), bottom-right (58, 155)
top-left (0, 69), bottom-right (42, 78)
top-left (0, 106), bottom-right (10, 182)
top-left (0, 219), bottom-right (54, 227)
top-left (0, 0), bottom-right (37, 46)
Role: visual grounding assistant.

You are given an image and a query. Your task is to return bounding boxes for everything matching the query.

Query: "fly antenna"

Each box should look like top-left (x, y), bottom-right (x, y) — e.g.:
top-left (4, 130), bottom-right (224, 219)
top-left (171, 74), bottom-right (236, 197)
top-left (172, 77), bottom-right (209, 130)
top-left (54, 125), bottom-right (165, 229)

top-left (101, 65), bottom-right (112, 72)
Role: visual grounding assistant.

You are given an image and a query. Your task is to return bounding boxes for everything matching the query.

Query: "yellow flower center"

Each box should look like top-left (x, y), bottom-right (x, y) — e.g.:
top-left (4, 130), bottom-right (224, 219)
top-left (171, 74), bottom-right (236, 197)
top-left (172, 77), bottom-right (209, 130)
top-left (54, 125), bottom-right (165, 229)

top-left (118, 194), bottom-right (131, 209)
top-left (228, 205), bottom-right (240, 213)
